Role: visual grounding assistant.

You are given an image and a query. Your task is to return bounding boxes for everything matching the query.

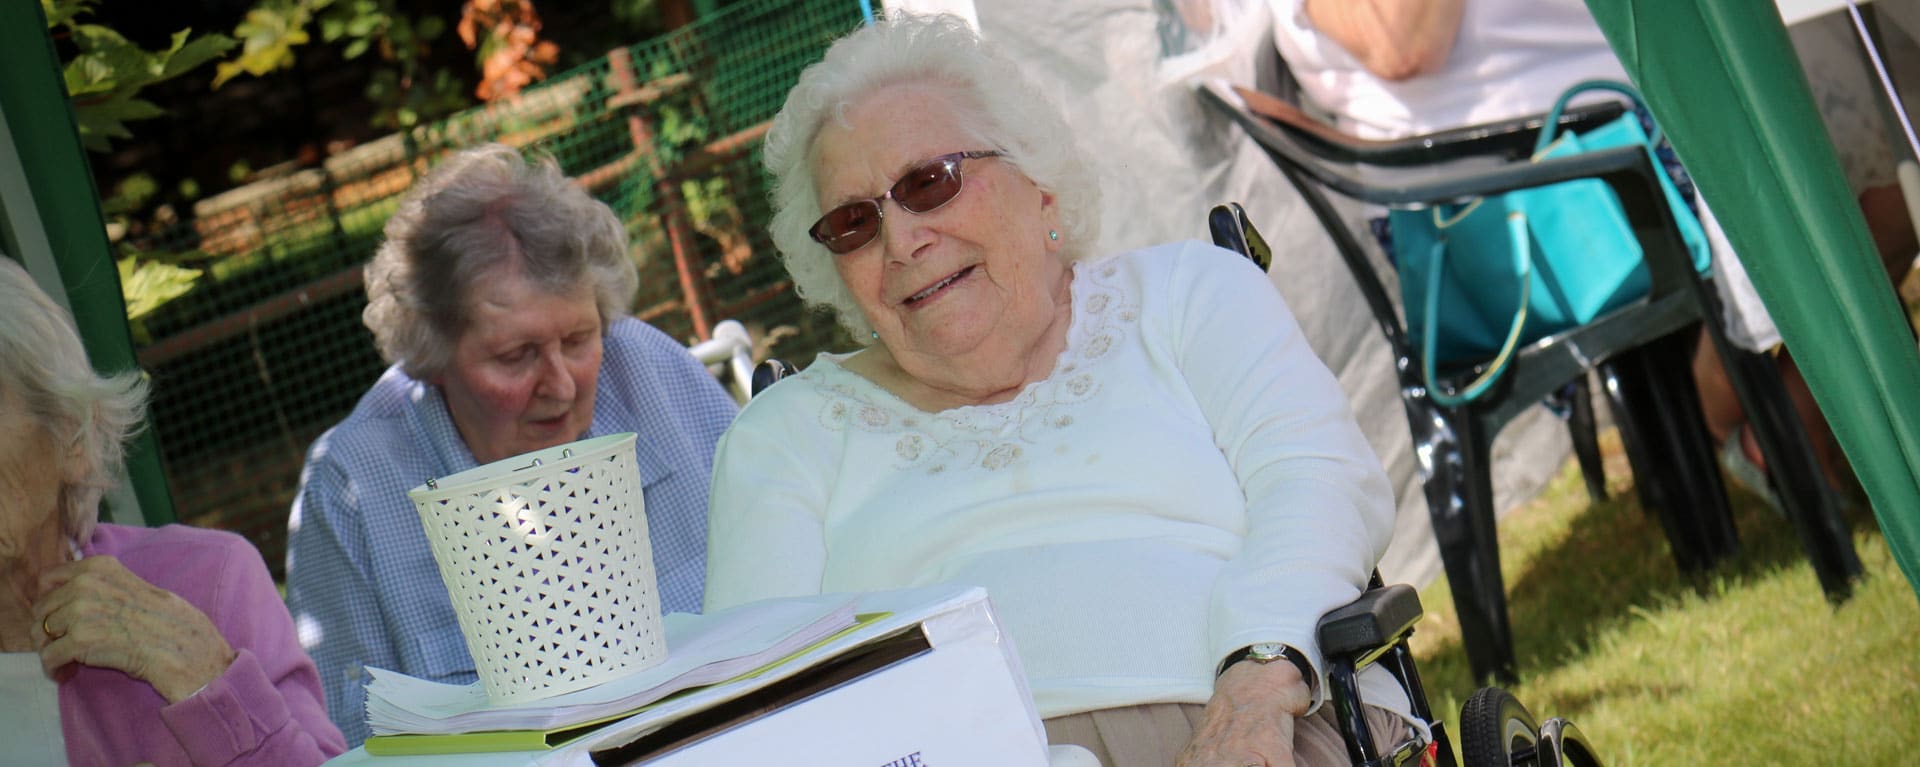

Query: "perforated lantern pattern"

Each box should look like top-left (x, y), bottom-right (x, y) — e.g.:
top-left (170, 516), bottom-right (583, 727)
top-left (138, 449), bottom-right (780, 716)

top-left (409, 433), bottom-right (667, 703)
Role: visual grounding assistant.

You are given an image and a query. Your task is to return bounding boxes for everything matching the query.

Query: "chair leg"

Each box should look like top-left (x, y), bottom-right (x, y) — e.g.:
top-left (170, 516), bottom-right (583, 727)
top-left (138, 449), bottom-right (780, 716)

top-left (1719, 345), bottom-right (1864, 600)
top-left (1604, 333), bottom-right (1740, 571)
top-left (1419, 406), bottom-right (1517, 684)
top-left (1642, 330), bottom-right (1740, 562)
top-left (1689, 269), bottom-right (1862, 600)
top-left (1601, 362), bottom-right (1671, 525)
top-left (1561, 375), bottom-right (1610, 504)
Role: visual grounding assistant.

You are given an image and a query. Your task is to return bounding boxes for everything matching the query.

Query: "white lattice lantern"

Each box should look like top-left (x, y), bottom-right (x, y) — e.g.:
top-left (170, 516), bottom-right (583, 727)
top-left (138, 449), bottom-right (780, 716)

top-left (408, 433), bottom-right (666, 703)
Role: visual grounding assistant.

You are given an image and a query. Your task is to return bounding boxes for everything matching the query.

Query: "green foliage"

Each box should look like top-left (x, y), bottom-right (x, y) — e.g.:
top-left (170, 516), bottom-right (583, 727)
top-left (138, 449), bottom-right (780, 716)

top-left (39, 0), bottom-right (87, 27)
top-left (45, 0), bottom-right (237, 152)
top-left (117, 252), bottom-right (204, 344)
top-left (639, 56), bottom-right (736, 243)
top-left (213, 0), bottom-right (314, 87)
top-left (609, 0), bottom-right (662, 27)
top-left (681, 176), bottom-right (729, 225)
top-left (100, 173), bottom-right (160, 215)
top-left (210, 0), bottom-right (466, 130)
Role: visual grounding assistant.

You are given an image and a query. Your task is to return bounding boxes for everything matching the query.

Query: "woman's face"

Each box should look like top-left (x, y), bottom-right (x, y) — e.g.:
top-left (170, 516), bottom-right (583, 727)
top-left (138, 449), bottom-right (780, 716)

top-left (811, 82), bottom-right (1064, 366)
top-left (433, 266), bottom-right (603, 465)
top-left (0, 387), bottom-right (70, 560)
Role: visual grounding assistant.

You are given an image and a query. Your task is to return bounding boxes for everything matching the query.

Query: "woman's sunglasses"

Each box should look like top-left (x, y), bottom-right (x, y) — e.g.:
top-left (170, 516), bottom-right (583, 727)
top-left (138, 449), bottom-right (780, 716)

top-left (809, 150), bottom-right (1004, 254)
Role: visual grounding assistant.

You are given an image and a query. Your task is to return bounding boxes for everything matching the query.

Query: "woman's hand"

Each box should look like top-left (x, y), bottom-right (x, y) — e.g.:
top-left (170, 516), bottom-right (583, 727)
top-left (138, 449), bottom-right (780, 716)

top-left (1301, 0), bottom-right (1465, 81)
top-left (31, 555), bottom-right (236, 703)
top-left (1176, 660), bottom-right (1314, 767)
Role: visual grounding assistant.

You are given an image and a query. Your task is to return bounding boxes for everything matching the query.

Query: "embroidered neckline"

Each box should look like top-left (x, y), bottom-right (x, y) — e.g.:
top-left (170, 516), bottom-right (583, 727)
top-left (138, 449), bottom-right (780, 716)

top-left (801, 257), bottom-right (1138, 473)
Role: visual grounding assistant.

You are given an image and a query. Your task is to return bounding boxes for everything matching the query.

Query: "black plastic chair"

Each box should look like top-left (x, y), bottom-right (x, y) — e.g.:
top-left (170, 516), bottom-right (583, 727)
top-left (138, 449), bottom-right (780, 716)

top-left (1197, 80), bottom-right (1862, 684)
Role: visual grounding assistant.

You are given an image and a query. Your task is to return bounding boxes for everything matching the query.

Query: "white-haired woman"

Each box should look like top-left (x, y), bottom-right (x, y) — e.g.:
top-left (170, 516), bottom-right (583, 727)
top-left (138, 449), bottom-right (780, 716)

top-left (704, 14), bottom-right (1414, 767)
top-left (0, 259), bottom-right (344, 764)
top-left (286, 143), bottom-right (739, 745)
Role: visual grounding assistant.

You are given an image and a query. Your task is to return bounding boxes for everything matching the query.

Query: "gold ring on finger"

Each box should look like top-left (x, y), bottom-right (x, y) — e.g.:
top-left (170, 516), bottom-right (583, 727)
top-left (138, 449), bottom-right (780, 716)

top-left (42, 615), bottom-right (54, 638)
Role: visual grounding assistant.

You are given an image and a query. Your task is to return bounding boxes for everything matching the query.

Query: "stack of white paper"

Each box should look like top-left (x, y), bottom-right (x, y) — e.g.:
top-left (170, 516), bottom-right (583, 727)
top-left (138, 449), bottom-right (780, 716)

top-left (365, 593), bottom-right (857, 736)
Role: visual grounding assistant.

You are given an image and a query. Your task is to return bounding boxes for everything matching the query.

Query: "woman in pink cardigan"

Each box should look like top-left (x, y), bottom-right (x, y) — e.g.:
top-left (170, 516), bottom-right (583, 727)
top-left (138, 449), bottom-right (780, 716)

top-left (0, 258), bottom-right (344, 765)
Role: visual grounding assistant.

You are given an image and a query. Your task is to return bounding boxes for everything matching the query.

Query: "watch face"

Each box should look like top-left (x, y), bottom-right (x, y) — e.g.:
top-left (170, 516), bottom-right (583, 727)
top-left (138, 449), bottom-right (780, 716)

top-left (1250, 642), bottom-right (1288, 661)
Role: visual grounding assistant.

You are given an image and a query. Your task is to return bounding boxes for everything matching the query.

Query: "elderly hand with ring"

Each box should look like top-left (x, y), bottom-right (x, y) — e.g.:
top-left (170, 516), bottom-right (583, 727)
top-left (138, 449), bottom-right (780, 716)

top-left (0, 259), bottom-right (343, 764)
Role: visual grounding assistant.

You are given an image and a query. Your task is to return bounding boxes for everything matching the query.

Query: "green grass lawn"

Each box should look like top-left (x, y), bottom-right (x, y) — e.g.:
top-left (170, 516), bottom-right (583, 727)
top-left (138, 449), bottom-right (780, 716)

top-left (1408, 432), bottom-right (1920, 765)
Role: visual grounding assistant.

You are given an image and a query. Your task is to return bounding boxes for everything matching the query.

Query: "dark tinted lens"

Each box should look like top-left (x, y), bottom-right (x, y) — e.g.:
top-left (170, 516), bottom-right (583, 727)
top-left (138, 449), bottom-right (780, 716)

top-left (893, 160), bottom-right (964, 213)
top-left (811, 201), bottom-right (881, 254)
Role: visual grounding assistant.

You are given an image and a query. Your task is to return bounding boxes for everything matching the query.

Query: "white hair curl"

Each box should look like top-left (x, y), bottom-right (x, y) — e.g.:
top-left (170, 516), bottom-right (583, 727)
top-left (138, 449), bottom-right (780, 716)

top-left (0, 259), bottom-right (147, 542)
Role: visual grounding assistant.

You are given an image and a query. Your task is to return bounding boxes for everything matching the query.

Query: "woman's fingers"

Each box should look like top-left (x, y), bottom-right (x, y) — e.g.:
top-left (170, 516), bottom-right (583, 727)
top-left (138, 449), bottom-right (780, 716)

top-left (1175, 716), bottom-right (1292, 767)
top-left (29, 556), bottom-right (235, 702)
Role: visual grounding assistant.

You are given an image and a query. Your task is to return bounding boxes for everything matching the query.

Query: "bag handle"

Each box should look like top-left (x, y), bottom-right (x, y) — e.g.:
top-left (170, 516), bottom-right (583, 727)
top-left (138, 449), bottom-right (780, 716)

top-left (1423, 211), bottom-right (1533, 407)
top-left (1535, 79), bottom-right (1659, 154)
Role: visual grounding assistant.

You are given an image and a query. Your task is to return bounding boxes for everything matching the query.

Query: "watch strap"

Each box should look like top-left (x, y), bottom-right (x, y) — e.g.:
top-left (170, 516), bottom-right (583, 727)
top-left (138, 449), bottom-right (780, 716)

top-left (1217, 643), bottom-right (1316, 688)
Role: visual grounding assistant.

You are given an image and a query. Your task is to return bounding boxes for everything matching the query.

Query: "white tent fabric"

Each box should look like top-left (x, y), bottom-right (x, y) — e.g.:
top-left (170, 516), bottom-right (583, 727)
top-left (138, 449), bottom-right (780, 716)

top-left (954, 0), bottom-right (1580, 587)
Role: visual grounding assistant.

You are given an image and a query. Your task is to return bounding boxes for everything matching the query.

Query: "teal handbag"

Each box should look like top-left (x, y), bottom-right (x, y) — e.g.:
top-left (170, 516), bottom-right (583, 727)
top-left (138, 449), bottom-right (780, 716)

top-left (1389, 80), bottom-right (1712, 406)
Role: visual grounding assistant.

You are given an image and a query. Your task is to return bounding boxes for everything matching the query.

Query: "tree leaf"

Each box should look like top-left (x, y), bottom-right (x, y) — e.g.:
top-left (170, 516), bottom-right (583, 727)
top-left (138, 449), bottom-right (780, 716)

top-left (63, 56), bottom-right (119, 96)
top-left (65, 31), bottom-right (162, 95)
top-left (72, 90), bottom-right (166, 153)
top-left (160, 32), bottom-right (238, 80)
top-left (67, 23), bottom-right (131, 54)
top-left (72, 99), bottom-right (138, 151)
top-left (212, 7), bottom-right (312, 88)
top-left (41, 0), bottom-right (96, 29)
top-left (118, 256), bottom-right (203, 321)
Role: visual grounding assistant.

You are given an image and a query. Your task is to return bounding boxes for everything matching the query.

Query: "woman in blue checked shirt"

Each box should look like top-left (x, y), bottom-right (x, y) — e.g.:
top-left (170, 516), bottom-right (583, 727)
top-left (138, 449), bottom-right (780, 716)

top-left (284, 143), bottom-right (739, 746)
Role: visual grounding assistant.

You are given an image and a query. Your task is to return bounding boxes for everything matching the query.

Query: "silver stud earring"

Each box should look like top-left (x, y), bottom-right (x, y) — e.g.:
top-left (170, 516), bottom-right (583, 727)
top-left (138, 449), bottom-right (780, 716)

top-left (1049, 230), bottom-right (1059, 241)
top-left (871, 331), bottom-right (880, 340)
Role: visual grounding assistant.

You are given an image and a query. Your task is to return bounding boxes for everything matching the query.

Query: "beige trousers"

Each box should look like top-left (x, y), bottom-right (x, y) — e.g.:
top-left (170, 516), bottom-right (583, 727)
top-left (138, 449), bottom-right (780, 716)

top-left (1043, 701), bottom-right (1410, 767)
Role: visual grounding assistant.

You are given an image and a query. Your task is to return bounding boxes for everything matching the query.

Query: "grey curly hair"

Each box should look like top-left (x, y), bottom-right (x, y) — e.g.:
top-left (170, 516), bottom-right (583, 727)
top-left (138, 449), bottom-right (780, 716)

top-left (762, 12), bottom-right (1102, 341)
top-left (0, 259), bottom-right (148, 543)
top-left (362, 143), bottom-right (638, 378)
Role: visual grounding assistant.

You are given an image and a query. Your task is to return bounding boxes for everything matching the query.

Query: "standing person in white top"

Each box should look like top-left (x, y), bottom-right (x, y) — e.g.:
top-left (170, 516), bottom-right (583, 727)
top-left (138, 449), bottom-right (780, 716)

top-left (705, 12), bottom-right (1415, 767)
top-left (1271, 0), bottom-right (1868, 500)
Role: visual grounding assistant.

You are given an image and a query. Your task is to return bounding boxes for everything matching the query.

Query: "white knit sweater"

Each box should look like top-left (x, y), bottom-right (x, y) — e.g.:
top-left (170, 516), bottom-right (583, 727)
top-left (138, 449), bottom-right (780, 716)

top-left (704, 241), bottom-right (1400, 719)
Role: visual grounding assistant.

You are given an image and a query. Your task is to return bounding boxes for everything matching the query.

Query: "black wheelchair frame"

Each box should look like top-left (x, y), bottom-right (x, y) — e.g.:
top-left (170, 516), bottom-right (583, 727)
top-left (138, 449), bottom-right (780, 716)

top-left (1210, 204), bottom-right (1604, 767)
top-left (1321, 574), bottom-right (1601, 767)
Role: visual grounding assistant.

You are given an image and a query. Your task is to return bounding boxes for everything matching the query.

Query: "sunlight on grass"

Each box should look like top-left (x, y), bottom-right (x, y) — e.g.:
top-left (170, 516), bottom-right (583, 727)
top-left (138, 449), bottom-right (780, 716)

top-left (1408, 431), bottom-right (1920, 765)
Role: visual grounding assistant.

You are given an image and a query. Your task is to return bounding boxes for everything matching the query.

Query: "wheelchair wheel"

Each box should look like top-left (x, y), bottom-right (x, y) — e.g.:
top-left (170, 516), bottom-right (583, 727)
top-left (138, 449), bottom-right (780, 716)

top-left (1460, 687), bottom-right (1540, 767)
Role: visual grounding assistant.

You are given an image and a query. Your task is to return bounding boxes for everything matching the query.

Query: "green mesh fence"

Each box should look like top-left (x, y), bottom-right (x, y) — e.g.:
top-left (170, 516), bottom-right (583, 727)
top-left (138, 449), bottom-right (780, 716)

top-left (118, 0), bottom-right (866, 577)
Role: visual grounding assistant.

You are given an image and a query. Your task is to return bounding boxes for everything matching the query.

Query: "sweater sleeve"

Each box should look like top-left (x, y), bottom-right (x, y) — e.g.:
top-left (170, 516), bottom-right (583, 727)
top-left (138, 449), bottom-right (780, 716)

top-left (1163, 243), bottom-right (1396, 709)
top-left (702, 386), bottom-right (833, 612)
top-left (160, 536), bottom-right (347, 765)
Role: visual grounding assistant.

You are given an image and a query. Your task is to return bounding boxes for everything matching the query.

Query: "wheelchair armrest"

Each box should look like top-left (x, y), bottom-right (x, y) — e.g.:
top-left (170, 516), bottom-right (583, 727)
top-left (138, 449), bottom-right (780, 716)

top-left (750, 358), bottom-right (797, 398)
top-left (1317, 583), bottom-right (1424, 658)
top-left (1207, 203), bottom-right (1274, 271)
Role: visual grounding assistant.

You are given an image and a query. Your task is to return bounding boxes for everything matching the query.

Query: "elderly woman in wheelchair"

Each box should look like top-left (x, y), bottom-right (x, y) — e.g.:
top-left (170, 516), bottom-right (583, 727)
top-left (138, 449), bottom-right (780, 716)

top-left (699, 13), bottom-right (1447, 766)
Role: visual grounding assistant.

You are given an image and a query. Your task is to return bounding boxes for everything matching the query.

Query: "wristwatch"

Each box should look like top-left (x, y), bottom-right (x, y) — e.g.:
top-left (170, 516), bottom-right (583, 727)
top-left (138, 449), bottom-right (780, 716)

top-left (1217, 642), bottom-right (1314, 685)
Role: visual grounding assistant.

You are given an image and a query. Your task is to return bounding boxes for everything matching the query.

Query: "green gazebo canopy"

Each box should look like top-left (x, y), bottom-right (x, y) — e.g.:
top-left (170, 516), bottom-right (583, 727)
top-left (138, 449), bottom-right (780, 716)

top-left (1584, 0), bottom-right (1920, 601)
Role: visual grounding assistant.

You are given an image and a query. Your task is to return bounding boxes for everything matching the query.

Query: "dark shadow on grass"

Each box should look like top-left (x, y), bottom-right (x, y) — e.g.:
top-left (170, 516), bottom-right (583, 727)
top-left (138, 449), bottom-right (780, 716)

top-left (1416, 473), bottom-right (1879, 711)
top-left (1542, 679), bottom-right (1694, 713)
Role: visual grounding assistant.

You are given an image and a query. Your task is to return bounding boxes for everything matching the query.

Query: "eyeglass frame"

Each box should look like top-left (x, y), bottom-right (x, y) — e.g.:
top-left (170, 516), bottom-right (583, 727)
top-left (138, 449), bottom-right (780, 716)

top-left (807, 149), bottom-right (1006, 254)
